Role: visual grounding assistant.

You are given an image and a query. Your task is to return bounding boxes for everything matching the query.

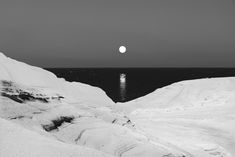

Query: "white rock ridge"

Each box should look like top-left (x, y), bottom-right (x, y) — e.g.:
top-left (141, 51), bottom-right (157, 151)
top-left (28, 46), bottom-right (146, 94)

top-left (1, 52), bottom-right (235, 157)
top-left (116, 77), bottom-right (235, 157)
top-left (0, 53), bottom-right (182, 157)
top-left (0, 52), bottom-right (114, 107)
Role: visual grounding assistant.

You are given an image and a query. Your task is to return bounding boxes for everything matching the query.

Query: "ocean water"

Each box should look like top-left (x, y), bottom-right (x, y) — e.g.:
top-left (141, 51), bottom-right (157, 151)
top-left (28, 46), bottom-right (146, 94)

top-left (46, 68), bottom-right (235, 102)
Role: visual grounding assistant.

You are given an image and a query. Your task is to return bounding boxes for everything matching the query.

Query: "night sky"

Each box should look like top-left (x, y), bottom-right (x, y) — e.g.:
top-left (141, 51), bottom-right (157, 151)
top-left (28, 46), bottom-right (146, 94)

top-left (0, 0), bottom-right (235, 67)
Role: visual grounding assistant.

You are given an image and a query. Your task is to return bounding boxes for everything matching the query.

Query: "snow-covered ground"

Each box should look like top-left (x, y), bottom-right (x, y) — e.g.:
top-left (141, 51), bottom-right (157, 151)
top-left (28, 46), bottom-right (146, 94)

top-left (116, 78), bottom-right (235, 157)
top-left (0, 52), bottom-right (235, 157)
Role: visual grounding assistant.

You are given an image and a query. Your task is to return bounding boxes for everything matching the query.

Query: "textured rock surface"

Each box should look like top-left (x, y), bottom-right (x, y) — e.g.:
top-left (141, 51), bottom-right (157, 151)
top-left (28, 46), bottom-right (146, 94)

top-left (1, 52), bottom-right (235, 157)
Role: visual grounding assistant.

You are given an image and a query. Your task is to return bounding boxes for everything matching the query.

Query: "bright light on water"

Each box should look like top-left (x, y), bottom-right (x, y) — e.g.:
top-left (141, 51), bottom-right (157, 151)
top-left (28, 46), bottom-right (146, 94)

top-left (119, 73), bottom-right (127, 101)
top-left (120, 73), bottom-right (126, 83)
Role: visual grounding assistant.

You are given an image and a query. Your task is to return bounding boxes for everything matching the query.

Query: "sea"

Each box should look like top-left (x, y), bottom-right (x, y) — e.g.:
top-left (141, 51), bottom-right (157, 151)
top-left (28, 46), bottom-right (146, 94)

top-left (46, 68), bottom-right (235, 103)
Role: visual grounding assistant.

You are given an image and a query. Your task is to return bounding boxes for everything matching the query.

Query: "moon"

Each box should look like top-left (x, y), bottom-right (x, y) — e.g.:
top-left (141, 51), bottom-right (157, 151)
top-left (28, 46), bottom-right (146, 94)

top-left (119, 46), bottom-right (126, 53)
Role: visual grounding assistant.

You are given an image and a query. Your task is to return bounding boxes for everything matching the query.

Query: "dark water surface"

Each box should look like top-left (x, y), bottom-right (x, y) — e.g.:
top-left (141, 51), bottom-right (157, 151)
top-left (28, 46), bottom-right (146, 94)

top-left (46, 68), bottom-right (235, 102)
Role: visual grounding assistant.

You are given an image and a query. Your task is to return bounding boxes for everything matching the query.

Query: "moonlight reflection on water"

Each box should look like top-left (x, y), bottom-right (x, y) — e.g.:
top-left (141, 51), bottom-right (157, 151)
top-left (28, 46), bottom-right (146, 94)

top-left (120, 73), bottom-right (127, 101)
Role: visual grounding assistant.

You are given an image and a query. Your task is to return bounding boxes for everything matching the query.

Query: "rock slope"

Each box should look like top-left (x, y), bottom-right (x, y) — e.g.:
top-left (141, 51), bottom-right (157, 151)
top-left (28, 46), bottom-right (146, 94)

top-left (1, 52), bottom-right (235, 157)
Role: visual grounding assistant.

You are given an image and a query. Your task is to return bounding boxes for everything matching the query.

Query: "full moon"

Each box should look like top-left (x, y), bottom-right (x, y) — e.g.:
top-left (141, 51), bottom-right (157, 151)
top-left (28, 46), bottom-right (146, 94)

top-left (119, 46), bottom-right (126, 53)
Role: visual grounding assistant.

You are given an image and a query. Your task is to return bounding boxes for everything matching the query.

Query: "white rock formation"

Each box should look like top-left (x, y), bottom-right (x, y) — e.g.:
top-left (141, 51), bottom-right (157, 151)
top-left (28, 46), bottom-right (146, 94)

top-left (116, 78), bottom-right (235, 157)
top-left (1, 52), bottom-right (235, 157)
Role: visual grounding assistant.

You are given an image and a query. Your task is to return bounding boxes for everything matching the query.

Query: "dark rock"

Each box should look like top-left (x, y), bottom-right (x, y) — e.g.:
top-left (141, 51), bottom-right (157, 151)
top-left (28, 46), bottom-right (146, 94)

top-left (1, 93), bottom-right (24, 103)
top-left (42, 116), bottom-right (75, 132)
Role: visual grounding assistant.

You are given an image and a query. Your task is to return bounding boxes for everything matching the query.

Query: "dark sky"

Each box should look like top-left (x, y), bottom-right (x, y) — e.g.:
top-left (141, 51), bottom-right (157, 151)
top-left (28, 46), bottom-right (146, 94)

top-left (0, 0), bottom-right (235, 67)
